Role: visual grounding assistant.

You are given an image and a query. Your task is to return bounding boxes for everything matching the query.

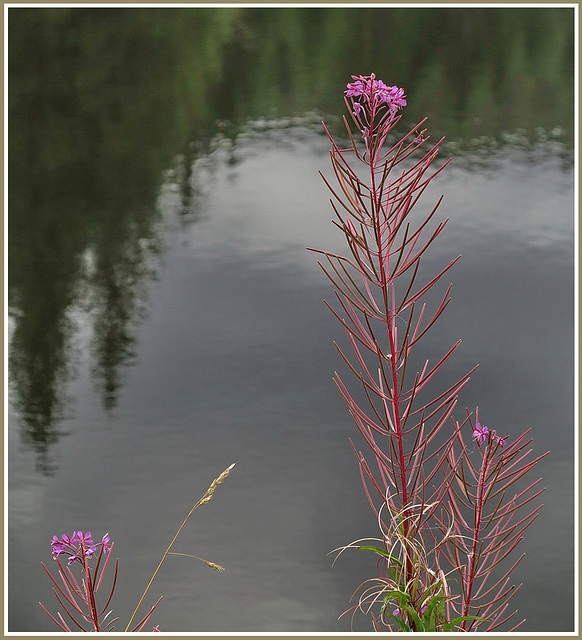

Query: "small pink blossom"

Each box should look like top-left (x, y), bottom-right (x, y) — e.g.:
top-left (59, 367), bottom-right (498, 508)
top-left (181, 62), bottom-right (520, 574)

top-left (50, 530), bottom-right (106, 563)
top-left (345, 74), bottom-right (406, 114)
top-left (473, 422), bottom-right (489, 445)
top-left (474, 422), bottom-right (507, 448)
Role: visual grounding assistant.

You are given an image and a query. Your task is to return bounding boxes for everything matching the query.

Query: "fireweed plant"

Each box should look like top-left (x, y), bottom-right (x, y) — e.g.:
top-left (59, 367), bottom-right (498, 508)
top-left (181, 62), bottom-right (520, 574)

top-left (39, 463), bottom-right (235, 632)
top-left (309, 74), bottom-right (549, 632)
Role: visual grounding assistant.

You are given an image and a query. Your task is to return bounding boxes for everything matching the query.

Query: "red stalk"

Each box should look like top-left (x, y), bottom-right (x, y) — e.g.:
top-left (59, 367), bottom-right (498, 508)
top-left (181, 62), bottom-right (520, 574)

top-left (316, 75), bottom-right (546, 631)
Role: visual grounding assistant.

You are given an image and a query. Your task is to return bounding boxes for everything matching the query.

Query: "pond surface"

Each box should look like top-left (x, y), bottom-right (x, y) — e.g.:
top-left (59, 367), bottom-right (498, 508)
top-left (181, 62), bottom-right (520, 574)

top-left (7, 6), bottom-right (575, 633)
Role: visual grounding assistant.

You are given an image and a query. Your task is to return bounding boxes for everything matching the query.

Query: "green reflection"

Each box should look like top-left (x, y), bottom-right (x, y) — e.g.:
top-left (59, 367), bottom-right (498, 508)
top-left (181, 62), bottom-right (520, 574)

top-left (212, 7), bottom-right (573, 144)
top-left (8, 7), bottom-right (239, 471)
top-left (8, 6), bottom-right (574, 472)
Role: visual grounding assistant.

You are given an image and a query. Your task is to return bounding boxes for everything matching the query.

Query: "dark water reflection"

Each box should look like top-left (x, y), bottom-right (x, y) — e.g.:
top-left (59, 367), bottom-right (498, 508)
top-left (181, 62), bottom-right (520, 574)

top-left (8, 6), bottom-right (574, 633)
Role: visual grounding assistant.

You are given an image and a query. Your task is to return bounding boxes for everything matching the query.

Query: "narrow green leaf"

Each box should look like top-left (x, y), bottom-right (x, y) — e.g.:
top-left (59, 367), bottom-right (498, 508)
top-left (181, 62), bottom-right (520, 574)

top-left (422, 594), bottom-right (445, 627)
top-left (404, 604), bottom-right (424, 631)
top-left (382, 589), bottom-right (411, 605)
top-left (384, 612), bottom-right (411, 632)
top-left (356, 546), bottom-right (403, 566)
top-left (442, 615), bottom-right (488, 632)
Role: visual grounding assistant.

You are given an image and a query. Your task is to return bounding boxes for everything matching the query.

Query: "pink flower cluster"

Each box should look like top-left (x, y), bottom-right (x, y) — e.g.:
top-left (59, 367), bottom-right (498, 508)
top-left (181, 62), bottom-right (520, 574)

top-left (345, 74), bottom-right (407, 114)
top-left (51, 530), bottom-right (111, 565)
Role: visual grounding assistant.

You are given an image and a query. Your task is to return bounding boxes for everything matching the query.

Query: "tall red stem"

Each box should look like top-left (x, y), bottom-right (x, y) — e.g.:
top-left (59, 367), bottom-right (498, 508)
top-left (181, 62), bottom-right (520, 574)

top-left (461, 440), bottom-right (491, 629)
top-left (367, 80), bottom-right (414, 619)
top-left (80, 543), bottom-right (100, 631)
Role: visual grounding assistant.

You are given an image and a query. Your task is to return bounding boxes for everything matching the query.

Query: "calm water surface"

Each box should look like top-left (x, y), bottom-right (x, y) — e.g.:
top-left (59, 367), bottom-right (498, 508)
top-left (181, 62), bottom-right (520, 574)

top-left (8, 7), bottom-right (575, 634)
top-left (9, 126), bottom-right (575, 633)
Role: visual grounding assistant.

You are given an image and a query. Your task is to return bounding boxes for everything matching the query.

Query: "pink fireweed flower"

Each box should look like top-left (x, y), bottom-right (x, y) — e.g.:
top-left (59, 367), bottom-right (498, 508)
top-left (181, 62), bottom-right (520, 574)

top-left (50, 530), bottom-right (108, 564)
top-left (473, 422), bottom-right (507, 448)
top-left (101, 532), bottom-right (111, 552)
top-left (473, 422), bottom-right (489, 445)
top-left (73, 531), bottom-right (97, 557)
top-left (344, 74), bottom-right (407, 158)
top-left (71, 530), bottom-right (93, 544)
top-left (42, 530), bottom-right (121, 632)
top-left (491, 430), bottom-right (507, 447)
top-left (345, 77), bottom-right (366, 97)
top-left (388, 86), bottom-right (407, 111)
top-left (345, 74), bottom-right (407, 113)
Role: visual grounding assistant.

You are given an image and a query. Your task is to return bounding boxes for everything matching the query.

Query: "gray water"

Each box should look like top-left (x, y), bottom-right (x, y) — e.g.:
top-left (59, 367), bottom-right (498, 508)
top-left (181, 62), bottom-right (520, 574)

top-left (9, 124), bottom-right (574, 633)
top-left (7, 6), bottom-right (575, 634)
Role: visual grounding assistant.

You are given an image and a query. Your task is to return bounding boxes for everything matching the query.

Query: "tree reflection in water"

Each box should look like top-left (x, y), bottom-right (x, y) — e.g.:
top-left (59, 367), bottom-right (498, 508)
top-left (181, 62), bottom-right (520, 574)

top-left (8, 6), bottom-right (573, 474)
